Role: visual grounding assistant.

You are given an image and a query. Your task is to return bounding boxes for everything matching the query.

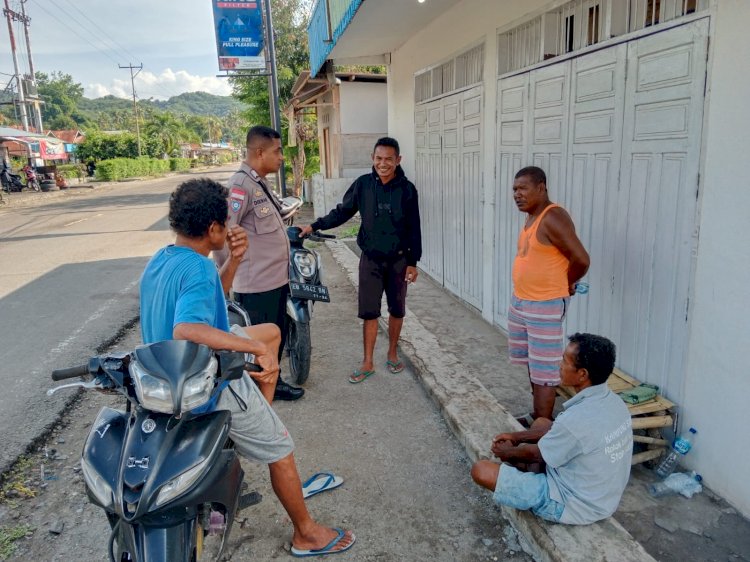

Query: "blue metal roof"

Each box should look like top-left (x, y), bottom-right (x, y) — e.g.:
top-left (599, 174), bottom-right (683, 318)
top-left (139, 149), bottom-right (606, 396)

top-left (308, 0), bottom-right (365, 77)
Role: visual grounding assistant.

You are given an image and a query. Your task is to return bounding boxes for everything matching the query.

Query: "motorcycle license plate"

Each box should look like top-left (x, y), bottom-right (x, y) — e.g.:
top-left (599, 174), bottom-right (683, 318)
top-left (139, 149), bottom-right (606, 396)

top-left (290, 282), bottom-right (330, 302)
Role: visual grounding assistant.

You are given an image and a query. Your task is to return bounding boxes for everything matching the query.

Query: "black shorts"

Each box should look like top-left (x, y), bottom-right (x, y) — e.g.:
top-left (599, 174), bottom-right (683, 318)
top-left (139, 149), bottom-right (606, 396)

top-left (235, 284), bottom-right (289, 362)
top-left (358, 253), bottom-right (408, 320)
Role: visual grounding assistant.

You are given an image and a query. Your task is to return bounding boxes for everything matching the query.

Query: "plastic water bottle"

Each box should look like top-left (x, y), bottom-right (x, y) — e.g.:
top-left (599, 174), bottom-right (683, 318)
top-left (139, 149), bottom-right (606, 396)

top-left (655, 427), bottom-right (697, 478)
top-left (648, 471), bottom-right (703, 498)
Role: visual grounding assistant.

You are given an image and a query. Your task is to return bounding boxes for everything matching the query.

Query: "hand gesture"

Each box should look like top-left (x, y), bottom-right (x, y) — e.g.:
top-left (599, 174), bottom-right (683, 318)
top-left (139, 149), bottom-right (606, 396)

top-left (493, 432), bottom-right (518, 446)
top-left (249, 343), bottom-right (279, 385)
top-left (227, 225), bottom-right (248, 260)
top-left (491, 439), bottom-right (514, 458)
top-left (405, 265), bottom-right (419, 284)
top-left (298, 225), bottom-right (314, 238)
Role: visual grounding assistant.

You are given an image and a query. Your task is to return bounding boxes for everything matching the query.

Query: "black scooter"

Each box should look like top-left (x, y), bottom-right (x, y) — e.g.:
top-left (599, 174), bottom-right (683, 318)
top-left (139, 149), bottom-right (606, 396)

top-left (48, 336), bottom-right (262, 561)
top-left (1, 167), bottom-right (24, 192)
top-left (278, 196), bottom-right (335, 385)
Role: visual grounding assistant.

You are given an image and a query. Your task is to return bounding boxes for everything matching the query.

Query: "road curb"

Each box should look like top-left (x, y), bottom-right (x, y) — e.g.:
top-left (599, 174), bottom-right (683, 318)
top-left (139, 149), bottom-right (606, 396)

top-left (326, 240), bottom-right (656, 562)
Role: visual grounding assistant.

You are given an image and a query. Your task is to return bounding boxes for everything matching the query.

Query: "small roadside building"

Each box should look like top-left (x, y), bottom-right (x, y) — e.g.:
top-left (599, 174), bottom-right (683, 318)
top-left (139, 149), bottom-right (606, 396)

top-left (286, 69), bottom-right (387, 213)
top-left (307, 0), bottom-right (750, 517)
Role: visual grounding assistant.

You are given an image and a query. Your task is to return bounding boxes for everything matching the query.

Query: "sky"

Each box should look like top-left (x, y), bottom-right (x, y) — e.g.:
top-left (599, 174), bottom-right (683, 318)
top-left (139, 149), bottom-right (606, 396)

top-left (0, 0), bottom-right (236, 100)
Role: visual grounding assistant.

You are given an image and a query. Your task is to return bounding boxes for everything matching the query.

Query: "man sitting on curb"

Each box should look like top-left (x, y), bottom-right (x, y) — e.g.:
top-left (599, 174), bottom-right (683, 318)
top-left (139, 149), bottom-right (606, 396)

top-left (471, 333), bottom-right (632, 525)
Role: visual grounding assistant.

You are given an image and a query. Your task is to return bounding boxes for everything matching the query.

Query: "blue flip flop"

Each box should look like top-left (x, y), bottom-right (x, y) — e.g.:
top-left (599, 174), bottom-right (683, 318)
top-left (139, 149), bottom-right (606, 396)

top-left (291, 528), bottom-right (356, 558)
top-left (302, 472), bottom-right (344, 499)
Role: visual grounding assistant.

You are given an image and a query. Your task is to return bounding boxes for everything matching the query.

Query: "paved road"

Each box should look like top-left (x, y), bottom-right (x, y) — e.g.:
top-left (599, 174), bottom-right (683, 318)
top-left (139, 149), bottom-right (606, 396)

top-left (2, 196), bottom-right (531, 562)
top-left (0, 168), bottom-right (235, 473)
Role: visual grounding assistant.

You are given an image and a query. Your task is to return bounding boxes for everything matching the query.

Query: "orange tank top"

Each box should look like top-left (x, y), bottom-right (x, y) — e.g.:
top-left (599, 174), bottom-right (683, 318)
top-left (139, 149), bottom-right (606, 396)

top-left (512, 204), bottom-right (570, 301)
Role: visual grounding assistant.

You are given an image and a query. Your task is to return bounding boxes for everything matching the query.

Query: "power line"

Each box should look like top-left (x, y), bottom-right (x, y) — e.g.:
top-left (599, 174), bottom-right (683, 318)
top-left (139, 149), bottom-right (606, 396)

top-left (26, 0), bottom-right (180, 103)
top-left (54, 0), bottom-right (184, 101)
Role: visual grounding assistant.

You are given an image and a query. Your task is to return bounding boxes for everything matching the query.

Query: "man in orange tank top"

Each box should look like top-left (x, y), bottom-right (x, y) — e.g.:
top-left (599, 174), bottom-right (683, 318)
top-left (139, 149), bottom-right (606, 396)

top-left (509, 166), bottom-right (590, 424)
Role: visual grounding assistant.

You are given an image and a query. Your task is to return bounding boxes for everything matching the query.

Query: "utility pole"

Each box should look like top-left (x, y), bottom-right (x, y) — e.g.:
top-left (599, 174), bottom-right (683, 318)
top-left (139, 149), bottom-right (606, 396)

top-left (3, 0), bottom-right (29, 131)
top-left (262, 0), bottom-right (286, 196)
top-left (119, 63), bottom-right (143, 156)
top-left (19, 0), bottom-right (42, 132)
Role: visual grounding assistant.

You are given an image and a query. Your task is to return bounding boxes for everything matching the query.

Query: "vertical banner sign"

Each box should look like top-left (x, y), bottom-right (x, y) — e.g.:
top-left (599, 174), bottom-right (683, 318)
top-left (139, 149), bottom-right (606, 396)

top-left (212, 1), bottom-right (266, 71)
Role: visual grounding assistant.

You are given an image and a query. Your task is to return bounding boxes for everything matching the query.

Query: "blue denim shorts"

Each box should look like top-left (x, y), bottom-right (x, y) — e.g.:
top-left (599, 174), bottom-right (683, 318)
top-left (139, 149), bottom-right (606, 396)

top-left (492, 464), bottom-right (564, 522)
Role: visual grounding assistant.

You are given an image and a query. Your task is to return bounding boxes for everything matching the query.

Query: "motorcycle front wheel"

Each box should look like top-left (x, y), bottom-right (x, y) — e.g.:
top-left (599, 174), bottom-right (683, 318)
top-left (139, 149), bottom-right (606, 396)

top-left (287, 320), bottom-right (311, 385)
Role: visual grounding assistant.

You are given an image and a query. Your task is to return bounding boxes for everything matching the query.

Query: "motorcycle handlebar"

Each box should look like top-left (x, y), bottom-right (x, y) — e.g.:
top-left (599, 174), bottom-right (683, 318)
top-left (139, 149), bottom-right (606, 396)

top-left (51, 364), bottom-right (90, 381)
top-left (310, 231), bottom-right (336, 240)
top-left (244, 362), bottom-right (263, 373)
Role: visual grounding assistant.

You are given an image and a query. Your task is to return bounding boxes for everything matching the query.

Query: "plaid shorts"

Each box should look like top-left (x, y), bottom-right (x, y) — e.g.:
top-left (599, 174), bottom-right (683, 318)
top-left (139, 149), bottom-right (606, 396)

top-left (508, 295), bottom-right (568, 386)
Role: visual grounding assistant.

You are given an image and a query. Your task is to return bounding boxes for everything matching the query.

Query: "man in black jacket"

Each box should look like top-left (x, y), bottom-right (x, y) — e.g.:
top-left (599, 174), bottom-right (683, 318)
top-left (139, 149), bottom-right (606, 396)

top-left (300, 137), bottom-right (422, 384)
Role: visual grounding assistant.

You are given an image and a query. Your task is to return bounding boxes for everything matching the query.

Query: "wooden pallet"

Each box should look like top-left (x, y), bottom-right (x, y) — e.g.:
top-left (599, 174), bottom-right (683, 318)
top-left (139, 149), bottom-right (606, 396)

top-left (556, 368), bottom-right (675, 465)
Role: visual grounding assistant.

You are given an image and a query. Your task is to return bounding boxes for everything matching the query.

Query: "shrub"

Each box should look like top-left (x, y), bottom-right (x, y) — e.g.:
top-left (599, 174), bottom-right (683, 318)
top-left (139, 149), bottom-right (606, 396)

top-left (95, 157), bottom-right (169, 181)
top-left (56, 163), bottom-right (86, 181)
top-left (169, 158), bottom-right (192, 172)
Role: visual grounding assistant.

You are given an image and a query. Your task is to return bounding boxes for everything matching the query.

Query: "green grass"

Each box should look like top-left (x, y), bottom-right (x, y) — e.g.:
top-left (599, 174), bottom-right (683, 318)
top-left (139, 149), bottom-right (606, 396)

top-left (0, 456), bottom-right (37, 506)
top-left (337, 225), bottom-right (360, 239)
top-left (0, 524), bottom-right (33, 559)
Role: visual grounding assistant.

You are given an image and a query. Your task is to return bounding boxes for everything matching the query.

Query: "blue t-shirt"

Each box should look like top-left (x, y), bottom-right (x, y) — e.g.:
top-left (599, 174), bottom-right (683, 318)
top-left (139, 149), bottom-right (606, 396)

top-left (140, 245), bottom-right (229, 343)
top-left (139, 246), bottom-right (230, 413)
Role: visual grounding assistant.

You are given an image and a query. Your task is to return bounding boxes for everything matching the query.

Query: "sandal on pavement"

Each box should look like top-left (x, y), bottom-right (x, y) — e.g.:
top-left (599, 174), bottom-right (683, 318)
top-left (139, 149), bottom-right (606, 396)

top-left (302, 472), bottom-right (344, 499)
top-left (291, 528), bottom-right (356, 558)
top-left (515, 413), bottom-right (535, 429)
top-left (349, 369), bottom-right (375, 384)
top-left (385, 359), bottom-right (405, 374)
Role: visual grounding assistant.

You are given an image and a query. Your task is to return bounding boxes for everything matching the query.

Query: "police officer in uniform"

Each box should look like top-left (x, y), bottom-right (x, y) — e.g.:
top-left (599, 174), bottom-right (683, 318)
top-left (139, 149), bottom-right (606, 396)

top-left (215, 125), bottom-right (304, 401)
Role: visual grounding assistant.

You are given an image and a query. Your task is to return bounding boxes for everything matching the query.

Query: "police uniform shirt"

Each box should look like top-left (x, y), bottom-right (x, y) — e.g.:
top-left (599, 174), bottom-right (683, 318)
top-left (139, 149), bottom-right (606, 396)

top-left (223, 162), bottom-right (289, 293)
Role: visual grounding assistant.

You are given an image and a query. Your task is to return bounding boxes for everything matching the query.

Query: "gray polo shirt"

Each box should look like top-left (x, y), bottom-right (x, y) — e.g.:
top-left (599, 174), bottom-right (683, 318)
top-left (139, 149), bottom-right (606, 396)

top-left (538, 383), bottom-right (632, 525)
top-left (215, 163), bottom-right (289, 294)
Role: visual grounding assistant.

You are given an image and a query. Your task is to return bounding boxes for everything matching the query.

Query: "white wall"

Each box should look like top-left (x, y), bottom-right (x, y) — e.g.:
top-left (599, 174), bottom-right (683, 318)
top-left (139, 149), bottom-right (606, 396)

top-left (682, 0), bottom-right (750, 517)
top-left (339, 82), bottom-right (388, 134)
top-left (386, 0), bottom-right (750, 518)
top-left (387, 0), bottom-right (548, 323)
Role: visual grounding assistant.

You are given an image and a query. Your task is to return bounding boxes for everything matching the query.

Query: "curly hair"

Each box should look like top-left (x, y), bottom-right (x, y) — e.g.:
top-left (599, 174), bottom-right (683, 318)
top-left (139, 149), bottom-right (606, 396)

top-left (169, 178), bottom-right (228, 238)
top-left (568, 333), bottom-right (616, 385)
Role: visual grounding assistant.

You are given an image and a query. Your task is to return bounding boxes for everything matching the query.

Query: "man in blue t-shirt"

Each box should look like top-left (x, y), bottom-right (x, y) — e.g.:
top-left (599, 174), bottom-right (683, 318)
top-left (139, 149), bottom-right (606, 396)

top-left (139, 178), bottom-right (354, 556)
top-left (470, 333), bottom-right (632, 525)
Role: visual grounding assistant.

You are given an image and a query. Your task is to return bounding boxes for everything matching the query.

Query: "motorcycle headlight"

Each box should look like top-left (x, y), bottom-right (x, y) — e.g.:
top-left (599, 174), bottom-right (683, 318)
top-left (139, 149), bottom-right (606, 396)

top-left (181, 357), bottom-right (217, 411)
top-left (155, 449), bottom-right (215, 508)
top-left (81, 457), bottom-right (113, 509)
top-left (294, 253), bottom-right (316, 279)
top-left (130, 362), bottom-right (173, 414)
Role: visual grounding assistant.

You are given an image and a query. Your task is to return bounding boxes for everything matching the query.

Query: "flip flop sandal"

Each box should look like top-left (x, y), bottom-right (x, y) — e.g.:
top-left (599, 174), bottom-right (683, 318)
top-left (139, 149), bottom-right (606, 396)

top-left (349, 369), bottom-right (375, 384)
top-left (385, 360), bottom-right (405, 374)
top-left (515, 413), bottom-right (535, 429)
top-left (291, 528), bottom-right (356, 558)
top-left (302, 472), bottom-right (344, 499)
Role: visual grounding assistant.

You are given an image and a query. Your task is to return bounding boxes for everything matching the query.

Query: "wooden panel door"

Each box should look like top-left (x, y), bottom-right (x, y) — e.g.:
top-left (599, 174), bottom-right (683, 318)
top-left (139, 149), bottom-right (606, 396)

top-left (494, 73), bottom-right (529, 328)
top-left (615, 18), bottom-right (708, 401)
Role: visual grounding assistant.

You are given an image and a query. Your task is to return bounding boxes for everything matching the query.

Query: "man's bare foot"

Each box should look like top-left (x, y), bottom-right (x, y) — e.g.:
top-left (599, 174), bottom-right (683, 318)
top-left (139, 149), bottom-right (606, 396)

top-left (292, 525), bottom-right (355, 554)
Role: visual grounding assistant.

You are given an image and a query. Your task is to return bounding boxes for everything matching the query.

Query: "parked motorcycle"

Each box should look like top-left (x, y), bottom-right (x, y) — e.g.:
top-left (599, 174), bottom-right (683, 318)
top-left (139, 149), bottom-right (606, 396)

top-left (22, 165), bottom-right (40, 192)
top-left (278, 196), bottom-right (335, 385)
top-left (1, 168), bottom-right (25, 192)
top-left (48, 340), bottom-right (263, 561)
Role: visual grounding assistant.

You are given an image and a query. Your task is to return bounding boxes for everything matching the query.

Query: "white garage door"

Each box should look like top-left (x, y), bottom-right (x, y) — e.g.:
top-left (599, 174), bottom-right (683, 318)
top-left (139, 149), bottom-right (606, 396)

top-left (415, 86), bottom-right (484, 309)
top-left (494, 18), bottom-right (708, 401)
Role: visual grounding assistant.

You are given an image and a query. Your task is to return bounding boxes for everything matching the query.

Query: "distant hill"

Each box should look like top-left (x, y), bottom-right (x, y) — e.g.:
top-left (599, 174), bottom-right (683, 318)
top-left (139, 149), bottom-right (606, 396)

top-left (77, 91), bottom-right (247, 118)
top-left (151, 92), bottom-right (247, 116)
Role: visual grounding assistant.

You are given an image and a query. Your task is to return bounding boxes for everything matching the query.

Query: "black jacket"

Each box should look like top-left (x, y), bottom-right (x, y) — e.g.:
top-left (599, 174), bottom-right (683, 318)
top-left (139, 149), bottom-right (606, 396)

top-left (312, 166), bottom-right (422, 265)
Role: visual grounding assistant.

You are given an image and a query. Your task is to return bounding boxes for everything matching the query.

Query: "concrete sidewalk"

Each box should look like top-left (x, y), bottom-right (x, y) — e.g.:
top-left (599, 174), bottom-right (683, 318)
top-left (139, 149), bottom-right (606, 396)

top-left (320, 232), bottom-right (750, 562)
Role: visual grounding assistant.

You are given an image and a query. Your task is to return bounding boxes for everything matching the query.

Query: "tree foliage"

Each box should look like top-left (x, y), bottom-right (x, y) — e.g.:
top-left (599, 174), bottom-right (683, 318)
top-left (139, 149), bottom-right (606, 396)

top-left (1, 72), bottom-right (249, 156)
top-left (36, 71), bottom-right (91, 130)
top-left (230, 0), bottom-right (320, 192)
top-left (231, 0), bottom-right (312, 128)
